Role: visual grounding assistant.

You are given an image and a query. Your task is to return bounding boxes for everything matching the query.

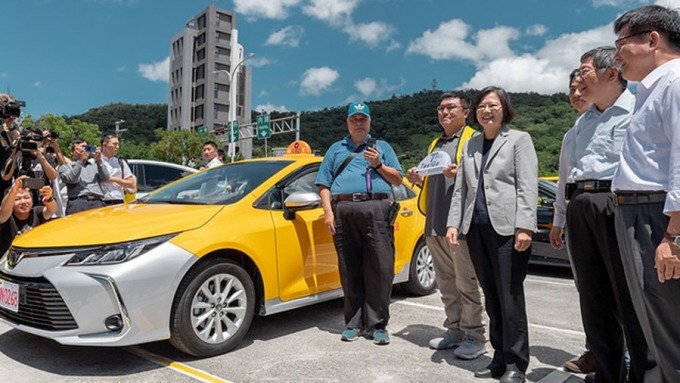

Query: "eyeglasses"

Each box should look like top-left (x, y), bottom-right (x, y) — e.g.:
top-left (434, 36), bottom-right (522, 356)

top-left (576, 66), bottom-right (597, 79)
top-left (437, 104), bottom-right (462, 112)
top-left (476, 103), bottom-right (501, 111)
top-left (615, 30), bottom-right (653, 49)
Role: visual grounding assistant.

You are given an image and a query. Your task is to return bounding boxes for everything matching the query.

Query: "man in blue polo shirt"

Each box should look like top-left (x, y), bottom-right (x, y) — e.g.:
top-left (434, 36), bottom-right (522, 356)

top-left (316, 102), bottom-right (403, 345)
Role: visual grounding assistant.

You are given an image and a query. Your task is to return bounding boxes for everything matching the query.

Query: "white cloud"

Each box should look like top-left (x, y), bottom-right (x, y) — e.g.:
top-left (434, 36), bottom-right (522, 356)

top-left (302, 0), bottom-right (359, 27)
top-left (255, 103), bottom-right (289, 113)
top-left (138, 57), bottom-right (169, 83)
top-left (300, 66), bottom-right (340, 96)
top-left (233, 0), bottom-right (302, 19)
top-left (33, 81), bottom-right (42, 88)
top-left (248, 57), bottom-right (273, 68)
top-left (259, 90), bottom-right (270, 97)
top-left (354, 77), bottom-right (406, 98)
top-left (591, 0), bottom-right (640, 7)
top-left (265, 26), bottom-right (304, 47)
top-left (526, 24), bottom-right (548, 36)
top-left (345, 21), bottom-right (398, 49)
top-left (406, 19), bottom-right (519, 64)
top-left (461, 24), bottom-right (615, 94)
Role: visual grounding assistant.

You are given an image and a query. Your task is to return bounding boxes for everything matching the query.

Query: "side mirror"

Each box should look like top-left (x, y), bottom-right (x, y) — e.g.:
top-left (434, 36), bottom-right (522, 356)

top-left (540, 198), bottom-right (555, 208)
top-left (283, 192), bottom-right (321, 220)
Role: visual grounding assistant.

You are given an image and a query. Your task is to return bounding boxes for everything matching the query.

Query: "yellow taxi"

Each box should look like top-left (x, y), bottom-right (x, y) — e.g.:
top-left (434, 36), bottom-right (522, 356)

top-left (0, 141), bottom-right (434, 357)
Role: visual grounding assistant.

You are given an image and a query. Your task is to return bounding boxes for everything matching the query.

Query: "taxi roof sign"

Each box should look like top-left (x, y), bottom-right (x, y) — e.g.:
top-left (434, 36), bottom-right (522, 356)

top-left (284, 140), bottom-right (313, 156)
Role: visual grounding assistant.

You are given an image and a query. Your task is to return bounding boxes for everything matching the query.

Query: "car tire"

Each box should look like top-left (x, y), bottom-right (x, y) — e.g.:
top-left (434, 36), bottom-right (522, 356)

top-left (169, 258), bottom-right (255, 357)
top-left (400, 239), bottom-right (436, 296)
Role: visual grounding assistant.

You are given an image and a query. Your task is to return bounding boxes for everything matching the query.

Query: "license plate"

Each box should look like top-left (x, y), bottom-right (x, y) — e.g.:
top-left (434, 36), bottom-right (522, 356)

top-left (0, 278), bottom-right (20, 313)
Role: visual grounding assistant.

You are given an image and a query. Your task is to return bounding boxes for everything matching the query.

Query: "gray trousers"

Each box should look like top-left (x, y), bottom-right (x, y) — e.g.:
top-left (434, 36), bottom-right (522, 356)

top-left (426, 236), bottom-right (485, 342)
top-left (615, 202), bottom-right (680, 383)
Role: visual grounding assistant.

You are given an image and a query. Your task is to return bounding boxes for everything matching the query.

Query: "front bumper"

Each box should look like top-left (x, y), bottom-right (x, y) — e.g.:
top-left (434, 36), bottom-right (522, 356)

top-left (0, 242), bottom-right (197, 347)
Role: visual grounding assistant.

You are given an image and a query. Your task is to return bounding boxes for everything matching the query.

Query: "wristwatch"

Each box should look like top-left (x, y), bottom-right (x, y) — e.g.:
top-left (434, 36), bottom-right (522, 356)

top-left (373, 162), bottom-right (383, 170)
top-left (664, 232), bottom-right (680, 248)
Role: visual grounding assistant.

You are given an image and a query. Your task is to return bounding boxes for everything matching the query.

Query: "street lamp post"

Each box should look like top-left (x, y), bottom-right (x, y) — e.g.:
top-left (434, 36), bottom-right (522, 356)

top-left (213, 52), bottom-right (254, 163)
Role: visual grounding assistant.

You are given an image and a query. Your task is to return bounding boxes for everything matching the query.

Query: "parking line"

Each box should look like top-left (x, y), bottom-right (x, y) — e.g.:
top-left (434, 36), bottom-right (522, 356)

top-left (394, 301), bottom-right (585, 337)
top-left (126, 346), bottom-right (232, 383)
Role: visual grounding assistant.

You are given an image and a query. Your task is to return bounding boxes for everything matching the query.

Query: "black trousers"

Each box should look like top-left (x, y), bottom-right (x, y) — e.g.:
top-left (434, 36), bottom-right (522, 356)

top-left (332, 199), bottom-right (395, 332)
top-left (616, 202), bottom-right (680, 383)
top-left (567, 191), bottom-right (654, 383)
top-left (66, 198), bottom-right (104, 215)
top-left (466, 222), bottom-right (530, 373)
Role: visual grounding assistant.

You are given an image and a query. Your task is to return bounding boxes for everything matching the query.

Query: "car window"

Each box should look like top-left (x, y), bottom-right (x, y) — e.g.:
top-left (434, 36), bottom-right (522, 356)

top-left (391, 184), bottom-right (416, 201)
top-left (144, 160), bottom-right (292, 205)
top-left (141, 164), bottom-right (192, 192)
top-left (256, 166), bottom-right (319, 210)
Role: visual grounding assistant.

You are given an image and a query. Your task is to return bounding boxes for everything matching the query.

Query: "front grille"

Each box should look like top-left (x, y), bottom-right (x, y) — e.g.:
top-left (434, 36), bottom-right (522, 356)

top-left (0, 272), bottom-right (78, 331)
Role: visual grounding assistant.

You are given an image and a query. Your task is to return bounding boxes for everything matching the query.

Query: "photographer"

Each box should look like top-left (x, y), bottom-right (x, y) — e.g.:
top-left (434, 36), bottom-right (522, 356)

top-left (1, 126), bottom-right (58, 207)
top-left (0, 175), bottom-right (57, 256)
top-left (0, 94), bottom-right (22, 197)
top-left (59, 139), bottom-right (110, 215)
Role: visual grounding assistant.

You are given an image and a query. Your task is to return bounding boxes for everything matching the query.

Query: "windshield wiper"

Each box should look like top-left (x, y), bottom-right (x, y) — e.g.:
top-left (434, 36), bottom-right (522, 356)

top-left (143, 200), bottom-right (209, 205)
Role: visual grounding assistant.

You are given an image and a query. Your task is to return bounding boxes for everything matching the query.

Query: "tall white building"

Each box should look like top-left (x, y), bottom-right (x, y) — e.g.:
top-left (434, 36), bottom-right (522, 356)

top-left (167, 5), bottom-right (252, 148)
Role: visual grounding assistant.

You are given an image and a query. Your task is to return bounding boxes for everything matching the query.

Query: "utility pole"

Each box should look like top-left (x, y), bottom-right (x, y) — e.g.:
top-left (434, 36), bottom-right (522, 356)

top-left (115, 119), bottom-right (127, 138)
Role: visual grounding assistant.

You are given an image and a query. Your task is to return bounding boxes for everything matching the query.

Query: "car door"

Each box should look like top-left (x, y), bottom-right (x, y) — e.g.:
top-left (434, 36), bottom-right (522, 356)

top-left (263, 165), bottom-right (339, 301)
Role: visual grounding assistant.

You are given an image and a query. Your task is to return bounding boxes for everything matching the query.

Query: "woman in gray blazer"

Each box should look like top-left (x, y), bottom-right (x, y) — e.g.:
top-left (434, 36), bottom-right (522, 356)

top-left (446, 86), bottom-right (538, 383)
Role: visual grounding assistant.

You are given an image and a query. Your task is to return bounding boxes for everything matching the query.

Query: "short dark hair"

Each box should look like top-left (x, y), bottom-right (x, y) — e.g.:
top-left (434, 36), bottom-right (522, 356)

top-left (614, 5), bottom-right (680, 53)
top-left (203, 141), bottom-right (218, 150)
top-left (71, 139), bottom-right (86, 151)
top-left (472, 86), bottom-right (515, 125)
top-left (440, 91), bottom-right (471, 109)
top-left (101, 133), bottom-right (116, 146)
top-left (569, 68), bottom-right (580, 87)
top-left (580, 46), bottom-right (627, 88)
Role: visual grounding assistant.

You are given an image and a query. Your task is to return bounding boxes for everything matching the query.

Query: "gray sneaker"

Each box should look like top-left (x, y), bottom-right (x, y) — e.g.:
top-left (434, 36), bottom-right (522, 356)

top-left (453, 336), bottom-right (487, 360)
top-left (428, 330), bottom-right (463, 350)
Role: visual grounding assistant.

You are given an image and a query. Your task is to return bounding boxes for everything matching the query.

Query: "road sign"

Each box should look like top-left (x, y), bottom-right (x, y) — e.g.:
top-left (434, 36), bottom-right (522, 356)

top-left (256, 113), bottom-right (271, 139)
top-left (196, 126), bottom-right (207, 134)
top-left (227, 121), bottom-right (240, 143)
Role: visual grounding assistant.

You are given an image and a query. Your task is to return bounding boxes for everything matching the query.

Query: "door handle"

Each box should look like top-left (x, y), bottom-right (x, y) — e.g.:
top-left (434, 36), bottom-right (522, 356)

top-left (400, 209), bottom-right (413, 217)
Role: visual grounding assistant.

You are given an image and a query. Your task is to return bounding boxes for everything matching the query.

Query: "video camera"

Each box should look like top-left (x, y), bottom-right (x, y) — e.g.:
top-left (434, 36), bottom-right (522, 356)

top-left (0, 100), bottom-right (25, 119)
top-left (17, 127), bottom-right (58, 152)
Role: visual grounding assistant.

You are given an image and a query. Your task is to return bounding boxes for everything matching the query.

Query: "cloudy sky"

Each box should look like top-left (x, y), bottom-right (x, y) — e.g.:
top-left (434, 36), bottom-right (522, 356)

top-left (3, 0), bottom-right (680, 118)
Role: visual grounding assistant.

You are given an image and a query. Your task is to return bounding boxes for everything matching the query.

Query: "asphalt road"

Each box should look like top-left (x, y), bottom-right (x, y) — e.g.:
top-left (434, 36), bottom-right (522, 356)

top-left (0, 266), bottom-right (589, 383)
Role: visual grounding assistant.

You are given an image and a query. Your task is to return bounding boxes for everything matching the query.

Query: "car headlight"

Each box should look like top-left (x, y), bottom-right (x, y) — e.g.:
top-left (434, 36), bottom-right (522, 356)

top-left (65, 234), bottom-right (176, 266)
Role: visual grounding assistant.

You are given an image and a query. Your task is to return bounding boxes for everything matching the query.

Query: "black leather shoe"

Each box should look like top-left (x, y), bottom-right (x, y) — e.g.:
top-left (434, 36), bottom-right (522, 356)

top-left (499, 370), bottom-right (526, 383)
top-left (474, 363), bottom-right (505, 379)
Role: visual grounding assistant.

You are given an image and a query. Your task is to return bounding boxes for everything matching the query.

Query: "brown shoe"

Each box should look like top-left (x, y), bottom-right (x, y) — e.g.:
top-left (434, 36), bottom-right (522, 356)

top-left (563, 350), bottom-right (597, 373)
top-left (584, 372), bottom-right (595, 383)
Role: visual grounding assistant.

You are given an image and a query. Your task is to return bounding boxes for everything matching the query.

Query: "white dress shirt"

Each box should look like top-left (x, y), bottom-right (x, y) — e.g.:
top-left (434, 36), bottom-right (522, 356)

top-left (552, 90), bottom-right (634, 228)
top-left (206, 156), bottom-right (223, 169)
top-left (101, 156), bottom-right (133, 201)
top-left (612, 58), bottom-right (680, 215)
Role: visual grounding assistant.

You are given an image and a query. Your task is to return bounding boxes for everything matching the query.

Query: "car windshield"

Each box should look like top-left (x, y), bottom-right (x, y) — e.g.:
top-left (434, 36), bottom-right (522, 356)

top-left (141, 160), bottom-right (292, 205)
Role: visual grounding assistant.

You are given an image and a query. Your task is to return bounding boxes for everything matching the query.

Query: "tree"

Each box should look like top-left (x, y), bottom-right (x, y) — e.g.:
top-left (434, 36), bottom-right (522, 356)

top-left (150, 129), bottom-right (216, 167)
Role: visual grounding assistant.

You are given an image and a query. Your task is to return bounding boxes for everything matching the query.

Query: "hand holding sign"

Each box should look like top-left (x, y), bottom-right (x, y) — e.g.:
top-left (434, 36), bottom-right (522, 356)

top-left (415, 151), bottom-right (452, 177)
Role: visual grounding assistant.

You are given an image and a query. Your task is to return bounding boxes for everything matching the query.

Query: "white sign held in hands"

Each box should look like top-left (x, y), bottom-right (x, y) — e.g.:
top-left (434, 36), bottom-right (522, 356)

top-left (415, 151), bottom-right (452, 176)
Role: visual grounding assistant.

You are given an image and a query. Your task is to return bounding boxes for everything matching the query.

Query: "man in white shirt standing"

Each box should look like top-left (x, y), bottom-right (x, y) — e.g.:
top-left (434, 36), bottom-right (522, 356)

top-left (100, 134), bottom-right (135, 205)
top-left (613, 5), bottom-right (680, 382)
top-left (202, 141), bottom-right (223, 169)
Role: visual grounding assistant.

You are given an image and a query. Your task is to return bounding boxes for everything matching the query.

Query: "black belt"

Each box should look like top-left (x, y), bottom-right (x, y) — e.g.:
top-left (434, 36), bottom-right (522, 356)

top-left (614, 191), bottom-right (666, 206)
top-left (103, 199), bottom-right (124, 205)
top-left (566, 180), bottom-right (612, 200)
top-left (68, 195), bottom-right (103, 201)
top-left (575, 179), bottom-right (612, 191)
top-left (332, 193), bottom-right (390, 202)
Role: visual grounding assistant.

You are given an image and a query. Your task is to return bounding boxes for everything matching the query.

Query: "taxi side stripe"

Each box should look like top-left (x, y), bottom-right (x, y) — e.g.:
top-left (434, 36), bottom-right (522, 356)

top-left (126, 346), bottom-right (232, 383)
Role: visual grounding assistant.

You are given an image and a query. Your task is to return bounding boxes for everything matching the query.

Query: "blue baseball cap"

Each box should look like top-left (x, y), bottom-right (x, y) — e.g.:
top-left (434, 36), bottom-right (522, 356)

top-left (347, 102), bottom-right (370, 118)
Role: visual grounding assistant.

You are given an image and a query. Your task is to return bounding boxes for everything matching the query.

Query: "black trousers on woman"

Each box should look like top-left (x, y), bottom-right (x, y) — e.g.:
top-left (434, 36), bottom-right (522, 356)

top-left (466, 222), bottom-right (530, 373)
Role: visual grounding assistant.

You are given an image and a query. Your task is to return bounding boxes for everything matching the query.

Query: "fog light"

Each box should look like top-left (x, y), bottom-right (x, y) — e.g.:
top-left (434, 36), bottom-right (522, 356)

top-left (105, 314), bottom-right (124, 331)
